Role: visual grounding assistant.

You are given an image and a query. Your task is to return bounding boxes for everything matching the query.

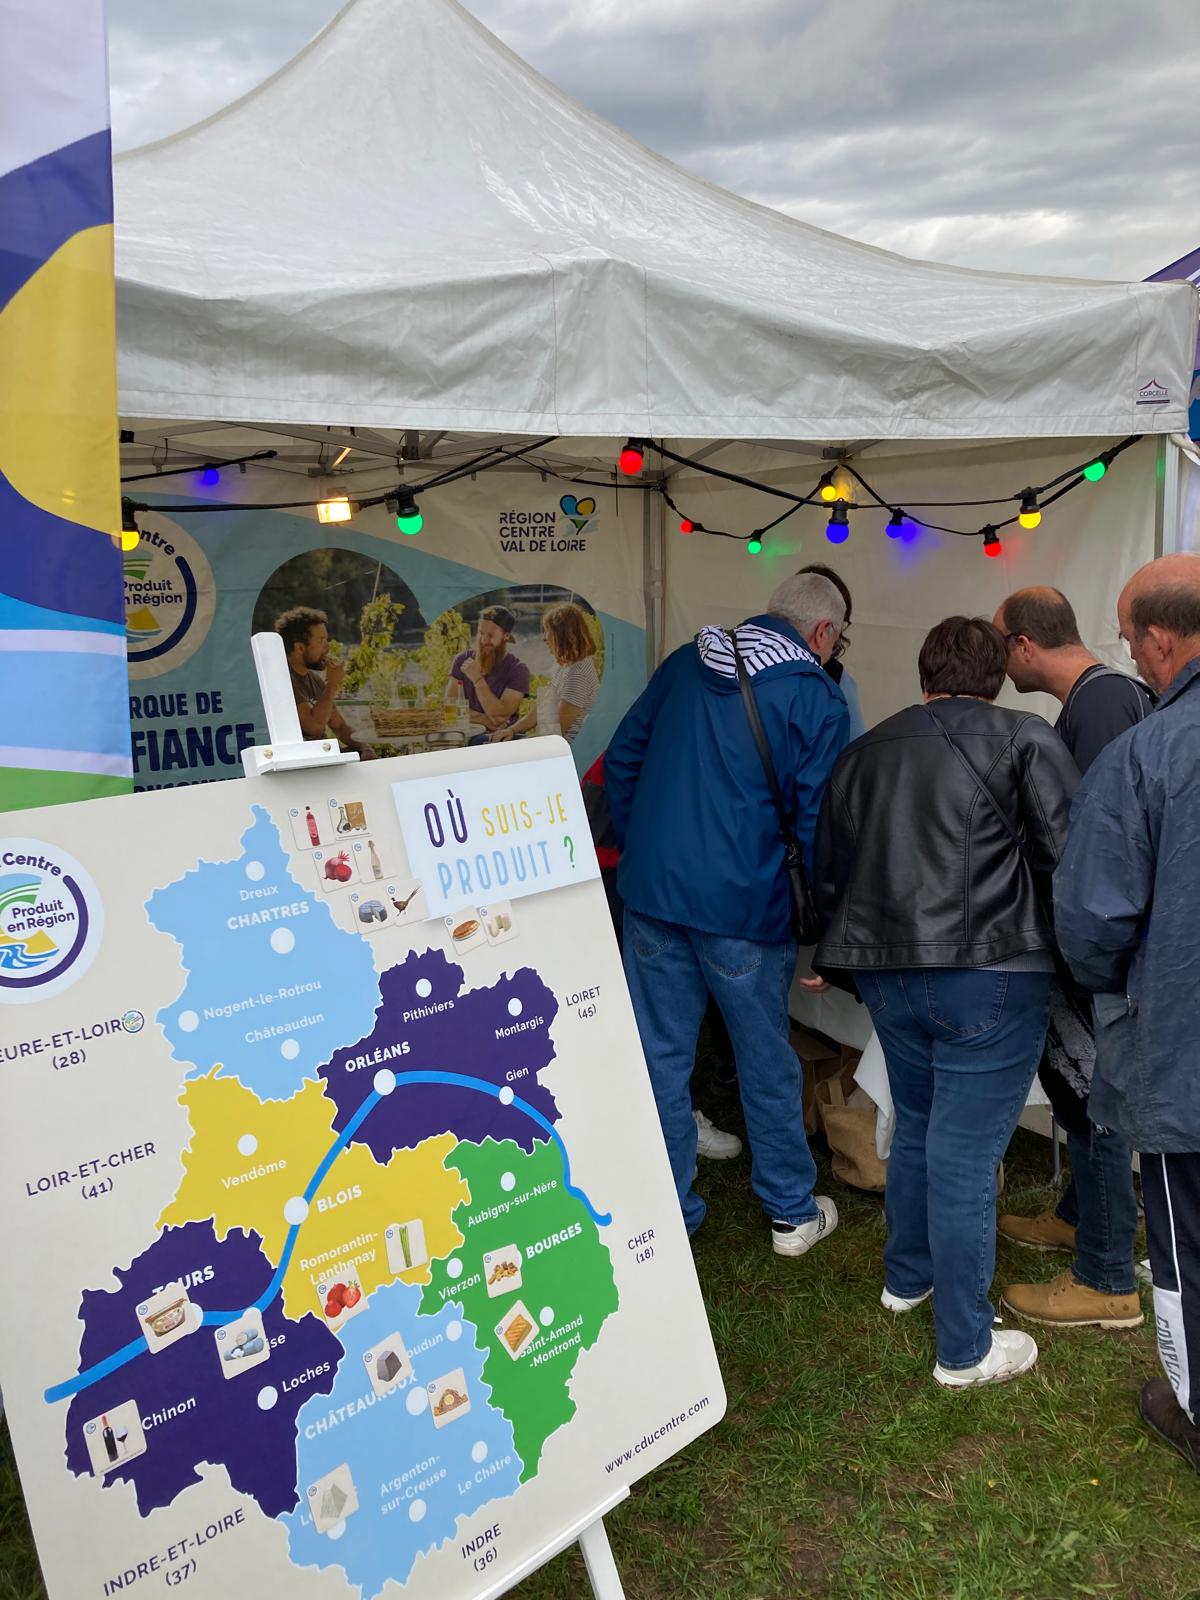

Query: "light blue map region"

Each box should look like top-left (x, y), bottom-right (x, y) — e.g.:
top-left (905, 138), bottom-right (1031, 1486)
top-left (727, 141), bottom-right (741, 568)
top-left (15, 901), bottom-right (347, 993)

top-left (147, 805), bottom-right (381, 1101)
top-left (282, 1281), bottom-right (522, 1599)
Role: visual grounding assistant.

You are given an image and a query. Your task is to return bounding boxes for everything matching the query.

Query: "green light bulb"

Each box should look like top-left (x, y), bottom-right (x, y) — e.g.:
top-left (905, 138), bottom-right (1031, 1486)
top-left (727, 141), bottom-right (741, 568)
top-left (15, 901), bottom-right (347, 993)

top-left (397, 510), bottom-right (423, 536)
top-left (747, 536), bottom-right (762, 554)
top-left (1083, 460), bottom-right (1107, 482)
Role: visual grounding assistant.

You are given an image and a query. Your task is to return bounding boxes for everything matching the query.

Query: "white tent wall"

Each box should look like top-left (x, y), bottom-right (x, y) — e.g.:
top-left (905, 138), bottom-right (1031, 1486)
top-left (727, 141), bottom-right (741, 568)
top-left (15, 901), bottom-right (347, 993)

top-left (661, 437), bottom-right (1159, 730)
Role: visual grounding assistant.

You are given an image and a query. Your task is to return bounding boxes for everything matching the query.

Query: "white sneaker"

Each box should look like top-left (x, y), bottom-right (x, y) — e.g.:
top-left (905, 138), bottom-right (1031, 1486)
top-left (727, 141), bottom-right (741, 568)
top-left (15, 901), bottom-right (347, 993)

top-left (882, 1286), bottom-right (933, 1313)
top-left (771, 1196), bottom-right (838, 1257)
top-left (693, 1108), bottom-right (742, 1160)
top-left (933, 1329), bottom-right (1038, 1390)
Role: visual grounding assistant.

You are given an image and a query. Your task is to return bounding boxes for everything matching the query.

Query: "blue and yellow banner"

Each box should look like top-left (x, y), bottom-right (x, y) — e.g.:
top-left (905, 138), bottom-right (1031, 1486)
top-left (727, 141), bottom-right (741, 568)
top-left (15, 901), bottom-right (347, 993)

top-left (0, 0), bottom-right (132, 810)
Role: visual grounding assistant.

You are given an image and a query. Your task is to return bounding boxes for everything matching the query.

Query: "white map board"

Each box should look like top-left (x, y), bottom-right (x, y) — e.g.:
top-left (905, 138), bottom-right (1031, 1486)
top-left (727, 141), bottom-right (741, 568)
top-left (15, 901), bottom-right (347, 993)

top-left (0, 737), bottom-right (724, 1600)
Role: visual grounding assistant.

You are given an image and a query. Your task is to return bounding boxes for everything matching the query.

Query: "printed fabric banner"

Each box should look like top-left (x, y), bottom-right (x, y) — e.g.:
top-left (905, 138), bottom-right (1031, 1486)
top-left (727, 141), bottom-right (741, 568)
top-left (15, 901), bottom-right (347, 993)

top-left (124, 471), bottom-right (647, 790)
top-left (0, 0), bottom-right (132, 810)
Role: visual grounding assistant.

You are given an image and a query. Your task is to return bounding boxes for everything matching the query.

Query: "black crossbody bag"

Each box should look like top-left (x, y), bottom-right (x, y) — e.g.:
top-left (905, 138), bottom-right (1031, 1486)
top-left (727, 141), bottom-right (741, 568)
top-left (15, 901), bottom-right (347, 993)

top-left (727, 630), bottom-right (822, 944)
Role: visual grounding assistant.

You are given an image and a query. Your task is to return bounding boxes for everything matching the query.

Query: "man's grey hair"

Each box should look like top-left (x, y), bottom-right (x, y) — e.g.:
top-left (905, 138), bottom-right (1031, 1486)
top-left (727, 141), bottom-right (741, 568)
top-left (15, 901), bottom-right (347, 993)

top-left (767, 572), bottom-right (846, 639)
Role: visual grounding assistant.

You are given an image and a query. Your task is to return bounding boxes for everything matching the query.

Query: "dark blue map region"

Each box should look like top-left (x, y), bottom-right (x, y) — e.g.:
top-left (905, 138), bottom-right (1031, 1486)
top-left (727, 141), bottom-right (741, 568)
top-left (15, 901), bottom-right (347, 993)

top-left (64, 1221), bottom-right (340, 1516)
top-left (320, 948), bottom-right (561, 1159)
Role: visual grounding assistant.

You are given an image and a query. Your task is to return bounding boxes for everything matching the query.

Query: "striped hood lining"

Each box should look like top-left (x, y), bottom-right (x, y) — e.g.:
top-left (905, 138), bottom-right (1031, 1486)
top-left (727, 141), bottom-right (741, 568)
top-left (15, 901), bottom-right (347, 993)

top-left (695, 621), bottom-right (818, 680)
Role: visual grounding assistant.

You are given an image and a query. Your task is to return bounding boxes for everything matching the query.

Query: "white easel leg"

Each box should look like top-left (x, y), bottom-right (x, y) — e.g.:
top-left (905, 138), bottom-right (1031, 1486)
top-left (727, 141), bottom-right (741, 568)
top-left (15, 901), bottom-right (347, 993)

top-left (578, 1515), bottom-right (626, 1600)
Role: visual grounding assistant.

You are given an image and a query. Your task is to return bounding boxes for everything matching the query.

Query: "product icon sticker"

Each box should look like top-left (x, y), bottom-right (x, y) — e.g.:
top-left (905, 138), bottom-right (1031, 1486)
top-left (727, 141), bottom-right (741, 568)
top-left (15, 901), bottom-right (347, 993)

top-left (316, 1268), bottom-right (367, 1330)
top-left (445, 908), bottom-right (486, 954)
top-left (83, 1400), bottom-right (146, 1475)
top-left (352, 838), bottom-right (391, 883)
top-left (387, 879), bottom-right (426, 925)
top-left (137, 1283), bottom-right (203, 1354)
top-left (307, 1463), bottom-right (359, 1534)
top-left (363, 1331), bottom-right (413, 1398)
top-left (428, 1368), bottom-right (471, 1427)
top-left (384, 1219), bottom-right (428, 1275)
top-left (314, 847), bottom-right (355, 893)
top-left (214, 1308), bottom-right (270, 1379)
top-left (330, 799), bottom-right (369, 837)
top-left (496, 1301), bottom-right (539, 1361)
top-left (290, 804), bottom-right (329, 851)
top-left (349, 890), bottom-right (393, 932)
top-left (480, 902), bottom-right (517, 947)
top-left (483, 1245), bottom-right (523, 1298)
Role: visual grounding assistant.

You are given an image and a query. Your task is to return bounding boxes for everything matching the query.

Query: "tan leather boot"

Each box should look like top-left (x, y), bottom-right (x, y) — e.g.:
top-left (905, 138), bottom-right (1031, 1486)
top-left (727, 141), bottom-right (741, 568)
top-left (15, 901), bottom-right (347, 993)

top-left (1001, 1269), bottom-right (1143, 1329)
top-left (997, 1205), bottom-right (1076, 1252)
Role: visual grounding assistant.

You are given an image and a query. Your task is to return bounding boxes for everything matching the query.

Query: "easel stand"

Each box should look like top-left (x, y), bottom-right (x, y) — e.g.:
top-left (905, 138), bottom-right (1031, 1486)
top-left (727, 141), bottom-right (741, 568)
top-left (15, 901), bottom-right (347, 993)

top-left (481, 1487), bottom-right (630, 1600)
top-left (241, 631), bottom-right (360, 777)
top-left (241, 634), bottom-right (630, 1600)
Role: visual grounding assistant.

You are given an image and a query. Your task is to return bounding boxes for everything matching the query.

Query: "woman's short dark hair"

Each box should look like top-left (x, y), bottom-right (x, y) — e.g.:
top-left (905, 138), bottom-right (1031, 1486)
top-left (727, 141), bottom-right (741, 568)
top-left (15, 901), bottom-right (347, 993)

top-left (918, 616), bottom-right (1008, 700)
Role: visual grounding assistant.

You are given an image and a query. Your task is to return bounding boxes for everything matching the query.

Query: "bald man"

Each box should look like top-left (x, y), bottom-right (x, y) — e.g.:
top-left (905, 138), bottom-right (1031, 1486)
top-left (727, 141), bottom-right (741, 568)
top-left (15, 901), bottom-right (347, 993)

top-left (1055, 553), bottom-right (1200, 1472)
top-left (993, 588), bottom-right (1150, 1334)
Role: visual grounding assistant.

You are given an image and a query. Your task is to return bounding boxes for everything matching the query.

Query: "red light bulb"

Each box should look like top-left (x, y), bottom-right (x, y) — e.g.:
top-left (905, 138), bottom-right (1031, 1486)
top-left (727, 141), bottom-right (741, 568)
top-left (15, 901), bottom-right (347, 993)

top-left (618, 441), bottom-right (644, 476)
top-left (983, 529), bottom-right (1003, 559)
top-left (679, 519), bottom-right (693, 534)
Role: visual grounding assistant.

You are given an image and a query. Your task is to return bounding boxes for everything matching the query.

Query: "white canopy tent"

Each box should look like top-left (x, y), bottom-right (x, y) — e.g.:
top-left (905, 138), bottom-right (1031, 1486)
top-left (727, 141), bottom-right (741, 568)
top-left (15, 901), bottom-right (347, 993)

top-left (109, 0), bottom-right (1198, 1071)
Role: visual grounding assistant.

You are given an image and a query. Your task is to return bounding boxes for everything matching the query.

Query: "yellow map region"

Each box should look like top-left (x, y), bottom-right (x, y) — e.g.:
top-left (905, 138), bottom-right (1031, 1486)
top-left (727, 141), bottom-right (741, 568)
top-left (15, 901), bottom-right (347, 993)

top-left (158, 1073), bottom-right (470, 1322)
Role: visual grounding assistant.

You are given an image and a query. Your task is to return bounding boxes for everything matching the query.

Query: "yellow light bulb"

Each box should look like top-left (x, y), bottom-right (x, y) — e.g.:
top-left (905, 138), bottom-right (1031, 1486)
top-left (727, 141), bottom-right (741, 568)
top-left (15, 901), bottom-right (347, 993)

top-left (1018, 510), bottom-right (1041, 530)
top-left (820, 483), bottom-right (839, 502)
top-left (120, 527), bottom-right (140, 551)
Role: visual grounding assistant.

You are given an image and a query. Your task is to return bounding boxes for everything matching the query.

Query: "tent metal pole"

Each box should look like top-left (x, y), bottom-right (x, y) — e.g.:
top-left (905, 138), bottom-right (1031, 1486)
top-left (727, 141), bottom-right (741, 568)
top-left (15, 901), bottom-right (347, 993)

top-left (1155, 435), bottom-right (1181, 556)
top-left (642, 483), bottom-right (664, 677)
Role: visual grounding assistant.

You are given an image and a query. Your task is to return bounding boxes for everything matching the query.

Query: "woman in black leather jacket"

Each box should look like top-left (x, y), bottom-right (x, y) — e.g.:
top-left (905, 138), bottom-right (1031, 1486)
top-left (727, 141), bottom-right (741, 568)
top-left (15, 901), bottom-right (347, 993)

top-left (812, 616), bottom-right (1078, 1391)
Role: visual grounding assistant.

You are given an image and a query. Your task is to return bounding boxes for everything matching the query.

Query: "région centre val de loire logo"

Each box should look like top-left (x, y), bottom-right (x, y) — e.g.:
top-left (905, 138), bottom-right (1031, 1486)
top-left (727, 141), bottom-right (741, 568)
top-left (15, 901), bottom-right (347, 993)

top-left (0, 840), bottom-right (104, 1004)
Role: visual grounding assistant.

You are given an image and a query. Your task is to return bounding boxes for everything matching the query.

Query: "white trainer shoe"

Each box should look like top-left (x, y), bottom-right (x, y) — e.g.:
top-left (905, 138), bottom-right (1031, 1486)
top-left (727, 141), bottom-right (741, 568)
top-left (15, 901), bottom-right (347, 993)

top-left (693, 1108), bottom-right (742, 1160)
top-left (771, 1196), bottom-right (839, 1257)
top-left (881, 1286), bottom-right (933, 1313)
top-left (933, 1328), bottom-right (1038, 1390)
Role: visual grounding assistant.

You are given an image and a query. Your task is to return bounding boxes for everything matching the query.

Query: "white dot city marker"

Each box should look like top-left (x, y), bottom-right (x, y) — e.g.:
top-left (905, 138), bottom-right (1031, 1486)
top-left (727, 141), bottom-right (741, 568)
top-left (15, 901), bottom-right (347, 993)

top-left (539, 1307), bottom-right (555, 1327)
top-left (326, 1520), bottom-right (346, 1541)
top-left (283, 1196), bottom-right (309, 1226)
top-left (507, 997), bottom-right (523, 1017)
top-left (408, 1499), bottom-right (426, 1524)
top-left (498, 1086), bottom-right (514, 1105)
top-left (280, 1038), bottom-right (300, 1060)
top-left (178, 1010), bottom-right (199, 1033)
top-left (446, 1258), bottom-right (463, 1281)
top-left (471, 1441), bottom-right (488, 1464)
top-left (238, 1134), bottom-right (258, 1157)
top-left (446, 1320), bottom-right (463, 1342)
top-left (245, 861), bottom-right (265, 881)
top-left (406, 1387), bottom-right (428, 1416)
top-left (374, 1068), bottom-right (396, 1095)
top-left (257, 1386), bottom-right (278, 1411)
top-left (270, 928), bottom-right (295, 954)
top-left (415, 978), bottom-right (433, 998)
top-left (500, 1172), bottom-right (516, 1193)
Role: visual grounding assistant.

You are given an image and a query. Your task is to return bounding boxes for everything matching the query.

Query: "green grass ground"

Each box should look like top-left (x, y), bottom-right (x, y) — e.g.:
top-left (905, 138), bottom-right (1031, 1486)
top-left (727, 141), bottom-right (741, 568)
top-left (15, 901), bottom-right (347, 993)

top-left (3, 1043), bottom-right (1197, 1600)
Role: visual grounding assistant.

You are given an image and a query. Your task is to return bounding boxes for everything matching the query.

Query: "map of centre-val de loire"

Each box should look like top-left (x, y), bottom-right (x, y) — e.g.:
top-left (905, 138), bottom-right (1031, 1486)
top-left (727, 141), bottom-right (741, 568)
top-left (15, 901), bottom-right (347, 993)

top-left (51, 804), bottom-right (617, 1595)
top-left (2, 761), bottom-right (723, 1600)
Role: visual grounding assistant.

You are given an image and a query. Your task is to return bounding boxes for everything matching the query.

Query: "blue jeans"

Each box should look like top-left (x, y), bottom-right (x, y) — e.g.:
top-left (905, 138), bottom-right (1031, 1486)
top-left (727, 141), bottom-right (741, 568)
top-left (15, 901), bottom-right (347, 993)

top-left (623, 910), bottom-right (817, 1236)
top-left (1040, 1067), bottom-right (1139, 1296)
top-left (857, 969), bottom-right (1052, 1370)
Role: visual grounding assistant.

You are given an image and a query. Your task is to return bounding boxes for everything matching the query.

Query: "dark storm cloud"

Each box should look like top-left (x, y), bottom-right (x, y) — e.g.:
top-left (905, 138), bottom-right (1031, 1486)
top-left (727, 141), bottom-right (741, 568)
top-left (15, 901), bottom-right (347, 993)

top-left (107, 0), bottom-right (1200, 277)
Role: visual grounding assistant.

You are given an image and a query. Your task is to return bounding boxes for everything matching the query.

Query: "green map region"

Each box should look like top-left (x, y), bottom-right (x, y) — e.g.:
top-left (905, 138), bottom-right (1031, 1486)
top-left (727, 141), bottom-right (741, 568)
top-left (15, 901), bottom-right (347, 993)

top-left (422, 1138), bottom-right (619, 1478)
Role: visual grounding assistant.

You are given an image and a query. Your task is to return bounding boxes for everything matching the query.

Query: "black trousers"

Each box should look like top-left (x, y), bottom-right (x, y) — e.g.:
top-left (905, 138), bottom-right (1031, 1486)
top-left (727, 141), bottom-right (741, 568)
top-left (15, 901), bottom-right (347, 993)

top-left (1141, 1151), bottom-right (1200, 1419)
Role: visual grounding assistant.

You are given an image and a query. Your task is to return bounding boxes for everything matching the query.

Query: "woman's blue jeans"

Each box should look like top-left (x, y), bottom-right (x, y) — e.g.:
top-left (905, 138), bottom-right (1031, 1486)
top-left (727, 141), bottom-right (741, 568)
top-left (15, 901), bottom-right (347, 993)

top-left (857, 968), bottom-right (1052, 1370)
top-left (623, 910), bottom-right (817, 1237)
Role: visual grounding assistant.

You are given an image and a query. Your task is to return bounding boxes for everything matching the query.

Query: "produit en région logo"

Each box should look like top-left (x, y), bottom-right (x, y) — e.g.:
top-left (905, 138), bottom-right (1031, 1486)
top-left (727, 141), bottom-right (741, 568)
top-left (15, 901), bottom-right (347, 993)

top-left (0, 839), bottom-right (103, 1004)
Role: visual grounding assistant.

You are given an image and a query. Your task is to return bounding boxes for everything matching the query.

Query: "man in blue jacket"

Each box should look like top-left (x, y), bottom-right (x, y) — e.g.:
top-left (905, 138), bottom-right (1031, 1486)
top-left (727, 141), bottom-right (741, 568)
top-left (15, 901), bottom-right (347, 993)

top-left (1055, 553), bottom-right (1200, 1472)
top-left (606, 572), bottom-right (851, 1254)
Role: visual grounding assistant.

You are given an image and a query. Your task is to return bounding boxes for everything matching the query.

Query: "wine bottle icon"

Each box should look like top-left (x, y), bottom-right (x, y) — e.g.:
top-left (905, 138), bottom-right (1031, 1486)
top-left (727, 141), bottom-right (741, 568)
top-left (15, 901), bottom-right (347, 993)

top-left (101, 1415), bottom-right (118, 1463)
top-left (305, 807), bottom-right (320, 847)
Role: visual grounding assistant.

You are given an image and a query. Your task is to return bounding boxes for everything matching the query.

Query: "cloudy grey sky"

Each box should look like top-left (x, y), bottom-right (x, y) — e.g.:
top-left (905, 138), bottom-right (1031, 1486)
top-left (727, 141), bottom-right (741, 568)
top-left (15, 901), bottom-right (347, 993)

top-left (107, 0), bottom-right (1199, 280)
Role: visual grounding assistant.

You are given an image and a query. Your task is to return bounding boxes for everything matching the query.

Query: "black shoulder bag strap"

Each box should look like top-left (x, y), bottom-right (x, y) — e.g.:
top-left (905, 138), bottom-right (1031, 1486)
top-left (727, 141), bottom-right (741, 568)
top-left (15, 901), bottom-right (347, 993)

top-left (727, 629), bottom-right (821, 944)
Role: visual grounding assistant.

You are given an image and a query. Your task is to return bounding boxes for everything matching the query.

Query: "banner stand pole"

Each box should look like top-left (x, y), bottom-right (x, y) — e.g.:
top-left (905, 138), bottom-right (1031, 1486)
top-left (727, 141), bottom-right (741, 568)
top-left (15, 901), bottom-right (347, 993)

top-left (241, 631), bottom-right (360, 776)
top-left (477, 1487), bottom-right (630, 1600)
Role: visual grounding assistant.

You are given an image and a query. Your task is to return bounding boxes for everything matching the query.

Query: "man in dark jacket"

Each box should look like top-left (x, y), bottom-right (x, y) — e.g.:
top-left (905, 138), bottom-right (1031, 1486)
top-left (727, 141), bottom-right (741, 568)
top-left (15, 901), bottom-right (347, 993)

top-left (1055, 553), bottom-right (1200, 1471)
top-left (606, 573), bottom-right (850, 1253)
top-left (992, 586), bottom-right (1150, 1332)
